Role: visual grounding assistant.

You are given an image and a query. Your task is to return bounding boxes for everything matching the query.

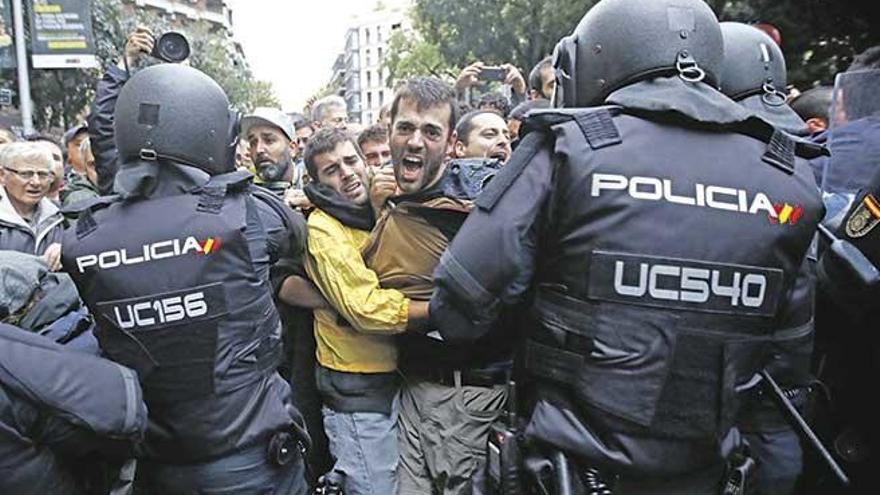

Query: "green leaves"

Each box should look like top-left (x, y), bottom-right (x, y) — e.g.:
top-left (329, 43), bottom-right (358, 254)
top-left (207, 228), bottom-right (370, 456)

top-left (717, 0), bottom-right (879, 88)
top-left (384, 0), bottom-right (878, 94)
top-left (411, 0), bottom-right (598, 75)
top-left (382, 0), bottom-right (598, 88)
top-left (384, 29), bottom-right (455, 83)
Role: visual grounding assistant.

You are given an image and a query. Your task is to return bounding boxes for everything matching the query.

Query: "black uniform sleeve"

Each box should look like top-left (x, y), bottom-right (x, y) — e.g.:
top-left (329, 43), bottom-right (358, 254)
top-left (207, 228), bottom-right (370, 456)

top-left (39, 415), bottom-right (138, 459)
top-left (430, 135), bottom-right (556, 341)
top-left (252, 189), bottom-right (308, 295)
top-left (765, 245), bottom-right (817, 388)
top-left (87, 65), bottom-right (129, 195)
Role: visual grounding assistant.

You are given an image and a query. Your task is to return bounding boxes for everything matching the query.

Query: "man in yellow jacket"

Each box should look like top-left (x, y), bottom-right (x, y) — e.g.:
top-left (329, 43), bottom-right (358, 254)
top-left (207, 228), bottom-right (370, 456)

top-left (301, 127), bottom-right (429, 495)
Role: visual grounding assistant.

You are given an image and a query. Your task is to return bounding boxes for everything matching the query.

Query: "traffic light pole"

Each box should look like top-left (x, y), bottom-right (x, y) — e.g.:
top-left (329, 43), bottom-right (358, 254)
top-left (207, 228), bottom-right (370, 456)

top-left (11, 0), bottom-right (34, 135)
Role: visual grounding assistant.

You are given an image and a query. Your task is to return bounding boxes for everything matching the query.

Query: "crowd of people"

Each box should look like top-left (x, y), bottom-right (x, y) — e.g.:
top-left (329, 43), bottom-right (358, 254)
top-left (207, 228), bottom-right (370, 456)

top-left (0, 0), bottom-right (878, 494)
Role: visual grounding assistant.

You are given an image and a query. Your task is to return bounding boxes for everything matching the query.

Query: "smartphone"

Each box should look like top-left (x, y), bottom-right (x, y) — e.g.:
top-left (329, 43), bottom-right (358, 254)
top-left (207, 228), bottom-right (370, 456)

top-left (480, 66), bottom-right (507, 82)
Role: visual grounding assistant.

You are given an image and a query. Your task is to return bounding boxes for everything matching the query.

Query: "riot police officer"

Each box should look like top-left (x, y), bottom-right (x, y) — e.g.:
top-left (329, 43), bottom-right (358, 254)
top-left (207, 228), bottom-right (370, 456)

top-left (429, 0), bottom-right (825, 493)
top-left (719, 22), bottom-right (810, 137)
top-left (719, 22), bottom-right (817, 495)
top-left (61, 65), bottom-right (310, 494)
top-left (811, 54), bottom-right (880, 493)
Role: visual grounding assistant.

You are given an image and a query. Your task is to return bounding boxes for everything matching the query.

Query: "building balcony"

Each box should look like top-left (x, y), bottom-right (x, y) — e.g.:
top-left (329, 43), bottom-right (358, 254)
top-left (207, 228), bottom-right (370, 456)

top-left (128, 0), bottom-right (231, 31)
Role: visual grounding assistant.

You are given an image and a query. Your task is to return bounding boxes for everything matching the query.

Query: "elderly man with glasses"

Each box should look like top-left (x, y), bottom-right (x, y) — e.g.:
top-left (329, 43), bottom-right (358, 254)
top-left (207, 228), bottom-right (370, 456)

top-left (0, 142), bottom-right (64, 269)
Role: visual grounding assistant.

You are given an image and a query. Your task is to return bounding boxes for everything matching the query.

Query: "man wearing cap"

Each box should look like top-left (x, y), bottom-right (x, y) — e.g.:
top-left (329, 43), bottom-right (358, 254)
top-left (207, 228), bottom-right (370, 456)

top-left (242, 107), bottom-right (312, 210)
top-left (62, 124), bottom-right (89, 177)
top-left (62, 136), bottom-right (101, 210)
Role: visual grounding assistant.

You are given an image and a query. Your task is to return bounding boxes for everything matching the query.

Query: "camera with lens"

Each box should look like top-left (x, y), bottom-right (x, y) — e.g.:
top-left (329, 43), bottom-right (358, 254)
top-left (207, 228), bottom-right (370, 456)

top-left (151, 32), bottom-right (190, 63)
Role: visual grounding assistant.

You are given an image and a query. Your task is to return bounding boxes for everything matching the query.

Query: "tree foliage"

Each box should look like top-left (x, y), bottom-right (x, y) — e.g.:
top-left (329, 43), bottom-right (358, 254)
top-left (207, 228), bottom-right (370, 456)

top-left (388, 0), bottom-right (879, 90)
top-left (714, 0), bottom-right (880, 88)
top-left (383, 28), bottom-right (456, 83)
top-left (4, 0), bottom-right (278, 133)
top-left (412, 0), bottom-right (596, 76)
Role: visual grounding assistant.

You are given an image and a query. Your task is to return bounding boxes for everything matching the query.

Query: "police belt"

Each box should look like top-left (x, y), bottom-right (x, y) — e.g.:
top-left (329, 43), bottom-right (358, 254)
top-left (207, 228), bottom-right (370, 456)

top-left (524, 287), bottom-right (813, 439)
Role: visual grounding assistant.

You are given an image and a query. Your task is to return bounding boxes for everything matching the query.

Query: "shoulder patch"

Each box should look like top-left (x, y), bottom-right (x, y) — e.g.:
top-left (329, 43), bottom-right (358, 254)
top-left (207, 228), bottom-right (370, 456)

top-left (63, 195), bottom-right (120, 239)
top-left (75, 208), bottom-right (98, 239)
top-left (846, 194), bottom-right (880, 238)
top-left (761, 129), bottom-right (796, 175)
top-left (574, 107), bottom-right (622, 150)
top-left (196, 185), bottom-right (227, 214)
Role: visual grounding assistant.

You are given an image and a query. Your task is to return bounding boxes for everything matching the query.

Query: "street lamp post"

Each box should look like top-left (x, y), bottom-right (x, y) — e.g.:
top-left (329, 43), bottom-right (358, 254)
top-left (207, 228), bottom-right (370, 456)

top-left (11, 0), bottom-right (33, 135)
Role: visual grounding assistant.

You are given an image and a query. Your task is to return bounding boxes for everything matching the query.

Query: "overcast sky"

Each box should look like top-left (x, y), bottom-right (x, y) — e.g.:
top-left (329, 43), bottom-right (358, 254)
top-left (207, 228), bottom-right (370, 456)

top-left (227, 0), bottom-right (382, 112)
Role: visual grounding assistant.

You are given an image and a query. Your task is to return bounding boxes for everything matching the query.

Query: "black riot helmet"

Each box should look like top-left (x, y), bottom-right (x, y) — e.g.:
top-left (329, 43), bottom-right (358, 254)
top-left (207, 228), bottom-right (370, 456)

top-left (551, 0), bottom-right (724, 108)
top-left (114, 64), bottom-right (240, 175)
top-left (719, 22), bottom-right (788, 104)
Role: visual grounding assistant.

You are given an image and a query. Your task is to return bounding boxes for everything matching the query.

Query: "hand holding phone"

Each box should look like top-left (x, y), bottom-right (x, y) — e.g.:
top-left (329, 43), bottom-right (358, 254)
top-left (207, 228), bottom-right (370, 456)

top-left (480, 66), bottom-right (508, 82)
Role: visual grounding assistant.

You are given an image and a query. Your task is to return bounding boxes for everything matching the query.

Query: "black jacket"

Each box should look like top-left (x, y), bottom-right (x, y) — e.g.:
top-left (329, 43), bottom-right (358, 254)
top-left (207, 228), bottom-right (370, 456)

top-left (87, 65), bottom-right (129, 195)
top-left (62, 164), bottom-right (307, 462)
top-left (0, 324), bottom-right (146, 495)
top-left (430, 76), bottom-right (825, 477)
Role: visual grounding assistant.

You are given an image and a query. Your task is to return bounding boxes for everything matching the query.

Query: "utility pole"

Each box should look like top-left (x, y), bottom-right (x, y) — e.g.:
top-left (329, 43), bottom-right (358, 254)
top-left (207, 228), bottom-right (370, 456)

top-left (11, 0), bottom-right (33, 135)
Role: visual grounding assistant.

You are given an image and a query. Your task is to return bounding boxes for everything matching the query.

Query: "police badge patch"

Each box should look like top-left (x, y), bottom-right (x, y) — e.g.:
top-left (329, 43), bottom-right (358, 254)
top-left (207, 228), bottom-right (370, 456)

top-left (845, 194), bottom-right (880, 238)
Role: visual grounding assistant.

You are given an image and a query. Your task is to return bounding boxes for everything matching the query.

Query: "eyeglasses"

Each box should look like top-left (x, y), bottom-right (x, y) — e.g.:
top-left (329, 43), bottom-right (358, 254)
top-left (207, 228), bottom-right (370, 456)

top-left (3, 167), bottom-right (55, 182)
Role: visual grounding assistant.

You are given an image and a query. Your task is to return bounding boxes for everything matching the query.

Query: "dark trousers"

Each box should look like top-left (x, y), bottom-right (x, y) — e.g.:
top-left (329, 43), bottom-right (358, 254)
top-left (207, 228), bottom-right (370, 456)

top-left (281, 306), bottom-right (333, 481)
top-left (137, 442), bottom-right (308, 495)
top-left (745, 429), bottom-right (802, 495)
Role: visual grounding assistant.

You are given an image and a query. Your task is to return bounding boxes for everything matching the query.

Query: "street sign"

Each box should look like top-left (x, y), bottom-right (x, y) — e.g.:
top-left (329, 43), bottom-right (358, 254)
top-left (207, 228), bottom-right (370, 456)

top-left (28, 0), bottom-right (98, 69)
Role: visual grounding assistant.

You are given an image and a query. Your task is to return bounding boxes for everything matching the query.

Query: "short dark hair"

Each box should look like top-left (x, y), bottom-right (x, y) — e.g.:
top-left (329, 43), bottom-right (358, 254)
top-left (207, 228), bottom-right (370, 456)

top-left (288, 112), bottom-right (312, 131)
top-left (789, 86), bottom-right (833, 122)
top-left (476, 92), bottom-right (511, 118)
top-left (303, 127), bottom-right (359, 180)
top-left (390, 77), bottom-right (459, 136)
top-left (509, 98), bottom-right (551, 121)
top-left (528, 56), bottom-right (553, 94)
top-left (455, 110), bottom-right (503, 144)
top-left (294, 120), bottom-right (314, 132)
top-left (357, 123), bottom-right (388, 149)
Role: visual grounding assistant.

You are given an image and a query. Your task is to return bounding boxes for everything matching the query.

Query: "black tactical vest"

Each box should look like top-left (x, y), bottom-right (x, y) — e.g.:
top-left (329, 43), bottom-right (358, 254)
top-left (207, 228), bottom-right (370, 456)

top-left (521, 107), bottom-right (823, 441)
top-left (61, 172), bottom-right (284, 459)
